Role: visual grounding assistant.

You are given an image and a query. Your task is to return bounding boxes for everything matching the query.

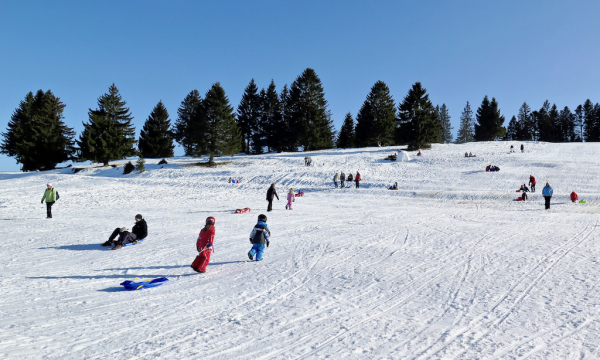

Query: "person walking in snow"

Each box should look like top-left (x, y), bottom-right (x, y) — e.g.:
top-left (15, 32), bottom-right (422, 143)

top-left (529, 175), bottom-right (536, 192)
top-left (41, 183), bottom-right (58, 219)
top-left (102, 214), bottom-right (148, 249)
top-left (340, 171), bottom-right (346, 188)
top-left (191, 217), bottom-right (215, 273)
top-left (521, 144), bottom-right (524, 153)
top-left (266, 184), bottom-right (279, 212)
top-left (248, 214), bottom-right (271, 261)
top-left (510, 145), bottom-right (514, 153)
top-left (542, 183), bottom-right (553, 210)
top-left (355, 171), bottom-right (361, 188)
top-left (286, 188), bottom-right (295, 210)
top-left (333, 172), bottom-right (339, 188)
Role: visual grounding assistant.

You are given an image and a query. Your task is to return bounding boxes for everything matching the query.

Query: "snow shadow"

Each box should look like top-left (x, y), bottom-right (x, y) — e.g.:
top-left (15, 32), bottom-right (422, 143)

top-left (39, 244), bottom-right (105, 251)
top-left (29, 274), bottom-right (194, 280)
top-left (209, 261), bottom-right (246, 266)
top-left (102, 265), bottom-right (187, 271)
top-left (97, 287), bottom-right (126, 292)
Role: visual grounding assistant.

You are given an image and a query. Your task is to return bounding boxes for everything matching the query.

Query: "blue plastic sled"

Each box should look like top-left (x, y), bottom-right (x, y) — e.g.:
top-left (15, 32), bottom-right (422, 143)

top-left (122, 238), bottom-right (145, 247)
top-left (120, 277), bottom-right (169, 291)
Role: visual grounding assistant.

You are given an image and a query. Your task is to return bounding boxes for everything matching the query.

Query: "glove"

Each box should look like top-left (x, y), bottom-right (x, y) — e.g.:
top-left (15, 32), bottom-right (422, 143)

top-left (266, 241), bottom-right (270, 248)
top-left (41, 200), bottom-right (44, 204)
top-left (206, 243), bottom-right (212, 249)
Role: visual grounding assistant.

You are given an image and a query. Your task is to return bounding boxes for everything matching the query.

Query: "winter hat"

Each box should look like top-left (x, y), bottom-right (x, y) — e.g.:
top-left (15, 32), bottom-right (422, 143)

top-left (135, 214), bottom-right (143, 220)
top-left (258, 214), bottom-right (267, 223)
top-left (47, 183), bottom-right (52, 187)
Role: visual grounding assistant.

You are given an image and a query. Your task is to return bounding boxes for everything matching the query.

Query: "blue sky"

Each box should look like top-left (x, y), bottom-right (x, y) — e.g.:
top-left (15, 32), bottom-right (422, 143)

top-left (1, 1), bottom-right (599, 171)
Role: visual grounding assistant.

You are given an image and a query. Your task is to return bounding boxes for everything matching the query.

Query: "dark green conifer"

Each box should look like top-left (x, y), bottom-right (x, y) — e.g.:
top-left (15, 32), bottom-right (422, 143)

top-left (437, 104), bottom-right (453, 143)
top-left (1, 90), bottom-right (75, 171)
top-left (138, 101), bottom-right (174, 158)
top-left (173, 90), bottom-right (202, 156)
top-left (260, 80), bottom-right (283, 153)
top-left (279, 84), bottom-right (296, 151)
top-left (237, 79), bottom-right (260, 154)
top-left (78, 84), bottom-right (136, 166)
top-left (289, 68), bottom-right (335, 151)
top-left (336, 112), bottom-right (356, 148)
top-left (354, 81), bottom-right (396, 147)
top-left (196, 83), bottom-right (242, 164)
top-left (474, 96), bottom-right (505, 141)
top-left (455, 102), bottom-right (474, 144)
top-left (397, 82), bottom-right (441, 150)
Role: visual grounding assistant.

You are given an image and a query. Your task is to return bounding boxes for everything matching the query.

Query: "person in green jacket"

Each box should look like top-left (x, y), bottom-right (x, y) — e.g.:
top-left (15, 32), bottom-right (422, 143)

top-left (41, 183), bottom-right (57, 218)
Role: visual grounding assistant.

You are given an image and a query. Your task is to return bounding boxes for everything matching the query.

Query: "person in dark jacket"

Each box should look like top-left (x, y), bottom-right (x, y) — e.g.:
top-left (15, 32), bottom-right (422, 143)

top-left (521, 144), bottom-right (524, 153)
top-left (101, 214), bottom-right (148, 249)
top-left (340, 171), bottom-right (346, 188)
top-left (266, 184), bottom-right (279, 212)
top-left (248, 214), bottom-right (271, 261)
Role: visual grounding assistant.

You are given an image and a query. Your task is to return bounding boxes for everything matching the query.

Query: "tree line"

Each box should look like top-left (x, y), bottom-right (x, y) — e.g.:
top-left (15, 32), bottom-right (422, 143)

top-left (2, 67), bottom-right (599, 171)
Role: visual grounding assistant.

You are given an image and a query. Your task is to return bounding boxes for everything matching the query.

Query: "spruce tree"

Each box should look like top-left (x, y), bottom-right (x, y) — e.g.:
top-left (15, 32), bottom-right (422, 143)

top-left (337, 112), bottom-right (356, 148)
top-left (78, 84), bottom-right (136, 166)
top-left (279, 84), bottom-right (296, 151)
top-left (260, 80), bottom-right (282, 152)
top-left (516, 102), bottom-right (532, 140)
top-left (289, 68), bottom-right (335, 151)
top-left (575, 105), bottom-right (584, 142)
top-left (237, 79), bottom-right (260, 154)
top-left (583, 100), bottom-right (599, 141)
top-left (505, 116), bottom-right (519, 140)
top-left (173, 90), bottom-right (202, 156)
top-left (455, 101), bottom-right (474, 144)
top-left (474, 96), bottom-right (505, 141)
top-left (252, 88), bottom-right (267, 154)
top-left (537, 100), bottom-right (556, 142)
top-left (437, 104), bottom-right (453, 143)
top-left (397, 82), bottom-right (441, 150)
top-left (196, 83), bottom-right (242, 164)
top-left (557, 106), bottom-right (575, 142)
top-left (138, 101), bottom-right (174, 158)
top-left (1, 90), bottom-right (75, 171)
top-left (354, 81), bottom-right (396, 147)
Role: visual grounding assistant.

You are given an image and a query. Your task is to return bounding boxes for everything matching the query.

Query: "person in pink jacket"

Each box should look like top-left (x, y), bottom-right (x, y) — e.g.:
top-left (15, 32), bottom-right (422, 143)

top-left (286, 188), bottom-right (295, 210)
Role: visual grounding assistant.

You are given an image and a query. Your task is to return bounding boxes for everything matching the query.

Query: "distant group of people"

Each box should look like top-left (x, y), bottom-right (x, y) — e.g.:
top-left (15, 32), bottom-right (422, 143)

top-left (486, 165), bottom-right (500, 172)
top-left (333, 171), bottom-right (361, 188)
top-left (228, 177), bottom-right (240, 184)
top-left (464, 152), bottom-right (476, 157)
top-left (304, 156), bottom-right (313, 166)
top-left (510, 144), bottom-right (525, 153)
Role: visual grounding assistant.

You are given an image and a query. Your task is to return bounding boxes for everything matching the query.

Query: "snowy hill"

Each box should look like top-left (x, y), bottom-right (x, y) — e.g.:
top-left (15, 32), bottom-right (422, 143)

top-left (2, 142), bottom-right (600, 359)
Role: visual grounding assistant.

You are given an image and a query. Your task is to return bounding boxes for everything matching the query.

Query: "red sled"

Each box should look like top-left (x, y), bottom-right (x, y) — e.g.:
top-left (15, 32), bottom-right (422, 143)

top-left (514, 197), bottom-right (523, 201)
top-left (295, 192), bottom-right (304, 197)
top-left (235, 207), bottom-right (251, 214)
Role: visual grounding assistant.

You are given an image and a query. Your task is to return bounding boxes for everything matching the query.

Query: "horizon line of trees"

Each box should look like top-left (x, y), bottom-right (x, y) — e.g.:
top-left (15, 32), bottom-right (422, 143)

top-left (2, 68), bottom-right (599, 172)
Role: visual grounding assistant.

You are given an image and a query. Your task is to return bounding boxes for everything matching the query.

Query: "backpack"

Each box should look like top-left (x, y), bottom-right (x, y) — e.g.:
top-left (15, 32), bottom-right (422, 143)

top-left (56, 191), bottom-right (60, 200)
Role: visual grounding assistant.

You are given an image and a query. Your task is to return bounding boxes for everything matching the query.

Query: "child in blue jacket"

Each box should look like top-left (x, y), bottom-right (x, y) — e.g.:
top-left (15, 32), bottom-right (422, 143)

top-left (248, 214), bottom-right (271, 261)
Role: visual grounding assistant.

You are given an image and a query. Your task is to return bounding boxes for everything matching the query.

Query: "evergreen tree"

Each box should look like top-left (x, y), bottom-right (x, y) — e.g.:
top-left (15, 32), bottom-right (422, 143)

top-left (196, 83), bottom-right (242, 164)
top-left (138, 101), bottom-right (175, 158)
top-left (288, 68), bottom-right (335, 151)
top-left (1, 90), bottom-right (75, 171)
top-left (505, 116), bottom-right (519, 140)
top-left (336, 112), bottom-right (355, 148)
top-left (173, 90), bottom-right (202, 156)
top-left (135, 156), bottom-right (146, 173)
top-left (237, 79), bottom-right (260, 154)
top-left (279, 84), bottom-right (296, 151)
top-left (583, 100), bottom-right (600, 141)
top-left (437, 104), bottom-right (453, 143)
top-left (474, 96), bottom-right (505, 141)
top-left (557, 106), bottom-right (575, 142)
top-left (455, 101), bottom-right (474, 143)
top-left (354, 81), bottom-right (396, 147)
top-left (260, 80), bottom-right (283, 152)
top-left (78, 84), bottom-right (136, 166)
top-left (516, 102), bottom-right (533, 140)
top-left (252, 88), bottom-right (267, 154)
top-left (397, 82), bottom-right (441, 150)
top-left (537, 100), bottom-right (556, 142)
top-left (574, 105), bottom-right (584, 142)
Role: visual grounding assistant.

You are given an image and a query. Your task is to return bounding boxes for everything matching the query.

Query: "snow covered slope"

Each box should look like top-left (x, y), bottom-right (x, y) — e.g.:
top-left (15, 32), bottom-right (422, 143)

top-left (2, 142), bottom-right (600, 359)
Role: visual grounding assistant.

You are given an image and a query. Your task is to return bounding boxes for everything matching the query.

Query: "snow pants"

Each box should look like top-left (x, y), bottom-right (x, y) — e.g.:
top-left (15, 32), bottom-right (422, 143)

top-left (287, 199), bottom-right (293, 209)
top-left (191, 250), bottom-right (211, 272)
top-left (109, 228), bottom-right (137, 245)
top-left (46, 201), bottom-right (55, 218)
top-left (267, 199), bottom-right (273, 212)
top-left (544, 196), bottom-right (551, 209)
top-left (341, 180), bottom-right (345, 187)
top-left (522, 192), bottom-right (527, 201)
top-left (334, 181), bottom-right (338, 188)
top-left (249, 243), bottom-right (265, 261)
top-left (531, 184), bottom-right (536, 192)
top-left (355, 180), bottom-right (360, 188)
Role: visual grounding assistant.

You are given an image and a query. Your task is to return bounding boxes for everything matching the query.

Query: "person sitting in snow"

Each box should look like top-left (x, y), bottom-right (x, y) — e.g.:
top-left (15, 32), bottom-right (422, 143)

top-left (465, 152), bottom-right (469, 157)
top-left (191, 217), bottom-right (215, 273)
top-left (469, 152), bottom-right (474, 157)
top-left (248, 214), bottom-right (271, 261)
top-left (347, 173), bottom-right (353, 182)
top-left (570, 191), bottom-right (578, 203)
top-left (389, 182), bottom-right (398, 190)
top-left (519, 184), bottom-right (529, 192)
top-left (102, 214), bottom-right (148, 250)
top-left (417, 151), bottom-right (422, 156)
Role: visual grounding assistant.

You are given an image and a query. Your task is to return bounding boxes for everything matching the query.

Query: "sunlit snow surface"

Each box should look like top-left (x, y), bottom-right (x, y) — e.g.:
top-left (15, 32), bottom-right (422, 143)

top-left (2, 142), bottom-right (600, 359)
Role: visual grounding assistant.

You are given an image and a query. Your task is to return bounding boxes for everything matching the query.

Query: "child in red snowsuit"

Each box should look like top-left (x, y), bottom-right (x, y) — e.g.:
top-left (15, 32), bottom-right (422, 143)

top-left (191, 217), bottom-right (215, 273)
top-left (571, 192), bottom-right (578, 203)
